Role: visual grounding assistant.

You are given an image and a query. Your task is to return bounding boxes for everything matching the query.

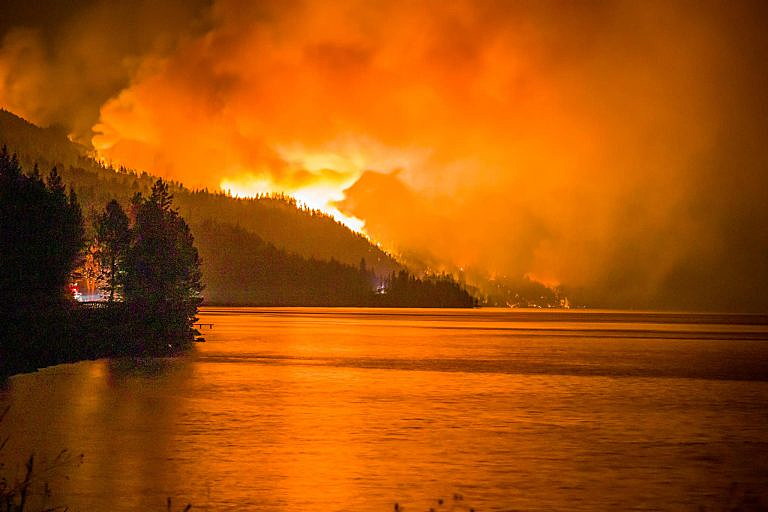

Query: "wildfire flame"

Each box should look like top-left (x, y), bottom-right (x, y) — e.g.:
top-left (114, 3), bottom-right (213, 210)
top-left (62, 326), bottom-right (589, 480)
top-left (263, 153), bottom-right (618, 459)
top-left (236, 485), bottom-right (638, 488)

top-left (220, 175), bottom-right (366, 234)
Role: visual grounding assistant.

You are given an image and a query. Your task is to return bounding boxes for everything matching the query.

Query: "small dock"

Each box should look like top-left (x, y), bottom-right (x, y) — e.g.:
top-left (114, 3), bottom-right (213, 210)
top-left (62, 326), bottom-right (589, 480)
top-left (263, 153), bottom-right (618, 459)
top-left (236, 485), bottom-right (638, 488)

top-left (194, 322), bottom-right (212, 343)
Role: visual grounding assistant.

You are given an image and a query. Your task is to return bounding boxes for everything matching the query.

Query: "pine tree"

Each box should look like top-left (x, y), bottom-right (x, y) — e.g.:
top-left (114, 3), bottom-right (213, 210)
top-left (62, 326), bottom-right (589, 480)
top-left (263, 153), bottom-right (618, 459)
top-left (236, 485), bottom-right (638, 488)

top-left (0, 148), bottom-right (85, 370)
top-left (124, 179), bottom-right (203, 352)
top-left (94, 200), bottom-right (130, 302)
top-left (0, 153), bottom-right (84, 308)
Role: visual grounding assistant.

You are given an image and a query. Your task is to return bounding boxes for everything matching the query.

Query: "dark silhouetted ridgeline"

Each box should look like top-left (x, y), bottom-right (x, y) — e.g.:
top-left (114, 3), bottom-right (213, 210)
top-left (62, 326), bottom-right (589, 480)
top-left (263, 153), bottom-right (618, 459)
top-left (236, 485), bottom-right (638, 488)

top-left (196, 220), bottom-right (476, 307)
top-left (195, 220), bottom-right (374, 306)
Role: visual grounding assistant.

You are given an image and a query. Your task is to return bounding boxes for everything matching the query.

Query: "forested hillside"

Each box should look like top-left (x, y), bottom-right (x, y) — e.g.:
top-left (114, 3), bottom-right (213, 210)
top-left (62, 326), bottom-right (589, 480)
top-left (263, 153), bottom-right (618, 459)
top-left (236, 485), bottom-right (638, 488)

top-left (195, 220), bottom-right (376, 305)
top-left (0, 109), bottom-right (400, 276)
top-left (1, 110), bottom-right (482, 307)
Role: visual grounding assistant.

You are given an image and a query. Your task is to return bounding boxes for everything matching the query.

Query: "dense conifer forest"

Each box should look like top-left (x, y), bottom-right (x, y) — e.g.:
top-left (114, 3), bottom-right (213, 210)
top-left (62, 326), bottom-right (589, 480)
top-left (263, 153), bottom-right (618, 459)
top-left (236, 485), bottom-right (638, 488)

top-left (1, 147), bottom-right (204, 375)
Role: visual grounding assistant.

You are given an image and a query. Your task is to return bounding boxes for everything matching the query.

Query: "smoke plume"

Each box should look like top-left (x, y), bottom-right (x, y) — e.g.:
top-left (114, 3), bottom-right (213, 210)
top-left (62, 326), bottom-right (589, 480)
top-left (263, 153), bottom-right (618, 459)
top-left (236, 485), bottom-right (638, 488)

top-left (2, 0), bottom-right (767, 310)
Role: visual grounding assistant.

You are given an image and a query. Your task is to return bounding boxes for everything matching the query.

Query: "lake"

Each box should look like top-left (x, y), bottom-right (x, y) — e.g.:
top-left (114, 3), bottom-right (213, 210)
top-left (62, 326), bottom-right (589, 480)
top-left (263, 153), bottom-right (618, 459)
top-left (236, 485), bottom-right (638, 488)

top-left (2, 308), bottom-right (768, 511)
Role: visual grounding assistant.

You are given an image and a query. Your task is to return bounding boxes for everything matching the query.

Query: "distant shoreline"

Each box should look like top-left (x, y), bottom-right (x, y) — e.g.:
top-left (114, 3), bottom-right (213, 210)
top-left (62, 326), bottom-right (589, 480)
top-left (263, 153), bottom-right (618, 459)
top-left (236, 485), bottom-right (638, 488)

top-left (198, 304), bottom-right (768, 322)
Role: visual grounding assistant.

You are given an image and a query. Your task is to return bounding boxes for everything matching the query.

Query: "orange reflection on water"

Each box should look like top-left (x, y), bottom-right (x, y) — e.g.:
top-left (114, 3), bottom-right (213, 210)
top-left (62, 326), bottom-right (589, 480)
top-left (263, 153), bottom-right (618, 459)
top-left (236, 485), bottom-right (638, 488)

top-left (0, 308), bottom-right (767, 511)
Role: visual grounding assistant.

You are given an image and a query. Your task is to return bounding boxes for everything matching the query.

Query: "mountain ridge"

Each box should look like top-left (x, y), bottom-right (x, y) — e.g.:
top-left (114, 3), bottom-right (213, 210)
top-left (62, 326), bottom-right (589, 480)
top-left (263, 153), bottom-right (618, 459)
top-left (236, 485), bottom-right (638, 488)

top-left (0, 109), bottom-right (417, 305)
top-left (0, 109), bottom-right (402, 274)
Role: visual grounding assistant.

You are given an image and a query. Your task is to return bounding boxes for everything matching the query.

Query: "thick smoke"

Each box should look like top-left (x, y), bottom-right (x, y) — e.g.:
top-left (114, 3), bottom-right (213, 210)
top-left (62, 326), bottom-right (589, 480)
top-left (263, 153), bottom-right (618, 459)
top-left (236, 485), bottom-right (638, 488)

top-left (0, 0), bottom-right (209, 141)
top-left (2, 0), bottom-right (767, 311)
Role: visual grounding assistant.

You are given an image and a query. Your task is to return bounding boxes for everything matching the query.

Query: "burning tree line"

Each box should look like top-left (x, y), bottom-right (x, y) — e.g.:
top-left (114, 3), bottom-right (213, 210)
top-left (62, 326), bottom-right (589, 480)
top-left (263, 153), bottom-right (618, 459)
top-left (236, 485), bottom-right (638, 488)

top-left (0, 147), bottom-right (202, 375)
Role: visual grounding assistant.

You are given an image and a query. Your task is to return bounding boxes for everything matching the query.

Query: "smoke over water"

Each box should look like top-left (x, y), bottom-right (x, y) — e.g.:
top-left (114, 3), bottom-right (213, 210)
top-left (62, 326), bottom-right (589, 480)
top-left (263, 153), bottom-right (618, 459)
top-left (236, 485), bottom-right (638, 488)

top-left (2, 0), bottom-right (767, 311)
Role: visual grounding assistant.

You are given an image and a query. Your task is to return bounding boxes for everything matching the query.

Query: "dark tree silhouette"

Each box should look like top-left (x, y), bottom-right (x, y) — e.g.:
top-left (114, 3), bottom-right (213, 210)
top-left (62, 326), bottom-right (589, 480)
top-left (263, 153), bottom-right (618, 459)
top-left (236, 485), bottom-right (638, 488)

top-left (0, 153), bottom-right (206, 375)
top-left (94, 199), bottom-right (130, 302)
top-left (124, 179), bottom-right (203, 353)
top-left (375, 269), bottom-right (476, 308)
top-left (0, 147), bottom-right (85, 371)
top-left (0, 147), bottom-right (84, 309)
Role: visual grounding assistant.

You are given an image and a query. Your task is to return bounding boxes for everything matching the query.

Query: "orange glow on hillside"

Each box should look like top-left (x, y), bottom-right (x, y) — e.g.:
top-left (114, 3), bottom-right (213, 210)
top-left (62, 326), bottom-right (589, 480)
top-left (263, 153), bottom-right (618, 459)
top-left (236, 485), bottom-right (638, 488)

top-left (220, 175), bottom-right (366, 234)
top-left (217, 147), bottom-right (368, 233)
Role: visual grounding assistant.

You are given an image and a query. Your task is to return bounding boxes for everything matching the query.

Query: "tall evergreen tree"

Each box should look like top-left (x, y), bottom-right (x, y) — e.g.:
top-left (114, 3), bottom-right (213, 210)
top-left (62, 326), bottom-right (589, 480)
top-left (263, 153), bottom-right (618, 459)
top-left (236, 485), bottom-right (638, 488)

top-left (39, 166), bottom-right (85, 302)
top-left (124, 179), bottom-right (203, 352)
top-left (0, 151), bottom-right (84, 308)
top-left (94, 200), bottom-right (130, 301)
top-left (0, 147), bottom-right (85, 371)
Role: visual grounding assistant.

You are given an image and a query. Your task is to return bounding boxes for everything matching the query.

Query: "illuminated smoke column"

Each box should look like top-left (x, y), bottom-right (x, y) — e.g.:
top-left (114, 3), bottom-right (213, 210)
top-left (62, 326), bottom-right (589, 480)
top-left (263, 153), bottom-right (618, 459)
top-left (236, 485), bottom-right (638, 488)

top-left (2, 0), bottom-right (767, 310)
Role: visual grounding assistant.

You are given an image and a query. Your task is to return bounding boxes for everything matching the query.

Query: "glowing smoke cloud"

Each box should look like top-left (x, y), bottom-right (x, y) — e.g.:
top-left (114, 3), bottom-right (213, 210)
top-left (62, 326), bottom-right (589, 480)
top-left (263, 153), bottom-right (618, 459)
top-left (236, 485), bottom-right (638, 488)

top-left (2, 0), bottom-right (768, 310)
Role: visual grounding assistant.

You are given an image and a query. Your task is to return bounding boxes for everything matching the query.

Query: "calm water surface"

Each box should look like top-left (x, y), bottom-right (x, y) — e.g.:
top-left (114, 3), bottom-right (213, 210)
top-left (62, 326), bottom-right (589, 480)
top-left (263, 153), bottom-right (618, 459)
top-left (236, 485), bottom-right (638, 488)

top-left (2, 308), bottom-right (768, 511)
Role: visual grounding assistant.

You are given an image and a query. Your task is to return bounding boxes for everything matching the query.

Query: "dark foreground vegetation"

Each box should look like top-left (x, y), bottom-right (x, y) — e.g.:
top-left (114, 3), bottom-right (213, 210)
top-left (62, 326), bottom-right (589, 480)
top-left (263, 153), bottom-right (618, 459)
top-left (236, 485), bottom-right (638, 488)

top-left (0, 148), bottom-right (202, 377)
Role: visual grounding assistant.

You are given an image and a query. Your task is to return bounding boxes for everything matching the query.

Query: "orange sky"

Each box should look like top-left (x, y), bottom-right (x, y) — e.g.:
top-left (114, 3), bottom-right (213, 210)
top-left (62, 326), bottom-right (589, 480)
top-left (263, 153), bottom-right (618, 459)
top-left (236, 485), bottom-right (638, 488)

top-left (2, 0), bottom-right (767, 310)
